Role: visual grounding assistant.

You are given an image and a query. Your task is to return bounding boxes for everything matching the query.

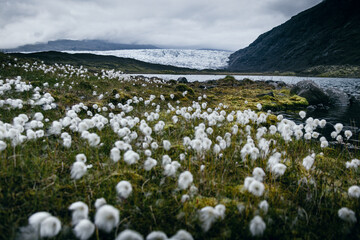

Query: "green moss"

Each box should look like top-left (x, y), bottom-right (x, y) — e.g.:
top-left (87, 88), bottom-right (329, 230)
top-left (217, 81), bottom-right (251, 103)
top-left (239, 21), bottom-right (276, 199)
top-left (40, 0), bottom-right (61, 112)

top-left (184, 196), bottom-right (218, 211)
top-left (77, 80), bottom-right (94, 91)
top-left (175, 84), bottom-right (195, 95)
top-left (108, 89), bottom-right (132, 104)
top-left (266, 114), bottom-right (278, 125)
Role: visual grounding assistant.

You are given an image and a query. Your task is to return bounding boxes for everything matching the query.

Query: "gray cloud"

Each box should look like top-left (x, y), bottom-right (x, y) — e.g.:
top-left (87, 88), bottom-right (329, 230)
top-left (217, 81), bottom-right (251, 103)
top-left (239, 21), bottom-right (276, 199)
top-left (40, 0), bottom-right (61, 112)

top-left (0, 0), bottom-right (322, 50)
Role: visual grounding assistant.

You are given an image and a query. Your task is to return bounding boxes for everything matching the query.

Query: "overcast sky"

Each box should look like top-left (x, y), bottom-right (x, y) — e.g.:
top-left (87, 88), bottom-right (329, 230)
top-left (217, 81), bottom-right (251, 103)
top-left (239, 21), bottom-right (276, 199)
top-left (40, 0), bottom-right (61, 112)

top-left (0, 0), bottom-right (321, 51)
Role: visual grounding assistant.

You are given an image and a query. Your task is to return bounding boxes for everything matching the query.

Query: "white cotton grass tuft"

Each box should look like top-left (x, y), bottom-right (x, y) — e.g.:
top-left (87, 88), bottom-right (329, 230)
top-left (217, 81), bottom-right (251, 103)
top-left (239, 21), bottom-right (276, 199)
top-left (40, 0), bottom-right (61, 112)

top-left (302, 154), bottom-right (315, 171)
top-left (299, 111), bottom-right (306, 119)
top-left (94, 205), bottom-right (120, 233)
top-left (198, 204), bottom-right (226, 232)
top-left (94, 198), bottom-right (107, 209)
top-left (39, 216), bottom-right (62, 238)
top-left (198, 207), bottom-right (217, 232)
top-left (331, 131), bottom-right (338, 139)
top-left (28, 211), bottom-right (52, 232)
top-left (256, 103), bottom-right (262, 110)
top-left (73, 219), bottom-right (95, 240)
top-left (163, 140), bottom-right (171, 151)
top-left (171, 229), bottom-right (194, 240)
top-left (146, 231), bottom-right (168, 240)
top-left (144, 157), bottom-right (157, 171)
top-left (244, 177), bottom-right (255, 190)
top-left (338, 207), bottom-right (357, 223)
top-left (320, 140), bottom-right (329, 148)
top-left (345, 159), bottom-right (360, 169)
top-left (215, 204), bottom-right (226, 219)
top-left (115, 229), bottom-right (144, 240)
top-left (0, 140), bottom-right (7, 151)
top-left (144, 149), bottom-right (152, 157)
top-left (178, 171), bottom-right (193, 190)
top-left (271, 163), bottom-right (287, 178)
top-left (71, 161), bottom-right (92, 180)
top-left (319, 119), bottom-right (326, 128)
top-left (123, 150), bottom-right (140, 165)
top-left (237, 203), bottom-right (246, 214)
top-left (68, 201), bottom-right (89, 226)
top-left (110, 147), bottom-right (121, 162)
top-left (248, 180), bottom-right (265, 197)
top-left (116, 180), bottom-right (133, 199)
top-left (259, 200), bottom-right (269, 214)
top-left (348, 186), bottom-right (360, 199)
top-left (252, 167), bottom-right (265, 182)
top-left (344, 130), bottom-right (352, 140)
top-left (181, 194), bottom-right (190, 203)
top-left (249, 215), bottom-right (266, 237)
top-left (334, 123), bottom-right (343, 133)
top-left (76, 153), bottom-right (87, 163)
top-left (163, 161), bottom-right (181, 177)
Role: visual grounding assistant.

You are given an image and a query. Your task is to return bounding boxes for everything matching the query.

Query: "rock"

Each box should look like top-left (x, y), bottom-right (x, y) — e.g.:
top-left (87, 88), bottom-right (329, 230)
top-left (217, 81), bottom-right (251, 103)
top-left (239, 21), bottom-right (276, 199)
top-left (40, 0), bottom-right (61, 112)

top-left (325, 88), bottom-right (350, 106)
top-left (290, 80), bottom-right (330, 105)
top-left (349, 95), bottom-right (360, 106)
top-left (306, 105), bottom-right (316, 112)
top-left (256, 92), bottom-right (274, 98)
top-left (267, 80), bottom-right (287, 89)
top-left (177, 77), bottom-right (188, 83)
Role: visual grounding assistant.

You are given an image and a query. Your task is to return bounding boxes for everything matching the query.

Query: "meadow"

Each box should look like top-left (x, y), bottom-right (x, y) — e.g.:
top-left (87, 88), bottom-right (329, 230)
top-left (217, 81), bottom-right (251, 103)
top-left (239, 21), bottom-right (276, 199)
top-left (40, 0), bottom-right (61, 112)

top-left (0, 53), bottom-right (359, 240)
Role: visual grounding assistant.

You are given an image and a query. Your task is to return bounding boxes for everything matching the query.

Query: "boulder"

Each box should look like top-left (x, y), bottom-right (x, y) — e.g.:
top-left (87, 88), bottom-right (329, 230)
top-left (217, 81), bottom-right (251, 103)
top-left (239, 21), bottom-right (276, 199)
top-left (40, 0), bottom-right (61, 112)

top-left (177, 77), bottom-right (188, 83)
top-left (267, 80), bottom-right (287, 89)
top-left (325, 88), bottom-right (350, 106)
top-left (290, 80), bottom-right (330, 105)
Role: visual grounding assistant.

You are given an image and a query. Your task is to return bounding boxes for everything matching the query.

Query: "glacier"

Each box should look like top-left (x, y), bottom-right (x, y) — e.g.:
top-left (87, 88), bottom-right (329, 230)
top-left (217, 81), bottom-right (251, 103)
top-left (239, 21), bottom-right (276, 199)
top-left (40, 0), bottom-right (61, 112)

top-left (63, 49), bottom-right (231, 70)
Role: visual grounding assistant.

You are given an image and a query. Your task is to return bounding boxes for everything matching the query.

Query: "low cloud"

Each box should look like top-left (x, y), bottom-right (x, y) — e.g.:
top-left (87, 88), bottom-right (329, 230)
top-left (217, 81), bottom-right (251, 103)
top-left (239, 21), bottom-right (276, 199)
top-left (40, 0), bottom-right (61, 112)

top-left (0, 0), bottom-right (321, 50)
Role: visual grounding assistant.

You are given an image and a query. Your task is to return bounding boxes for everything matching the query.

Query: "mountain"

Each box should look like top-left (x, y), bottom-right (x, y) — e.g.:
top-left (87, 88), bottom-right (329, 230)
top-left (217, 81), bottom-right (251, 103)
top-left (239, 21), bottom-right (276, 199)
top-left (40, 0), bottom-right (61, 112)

top-left (228, 0), bottom-right (360, 72)
top-left (2, 39), bottom-right (159, 52)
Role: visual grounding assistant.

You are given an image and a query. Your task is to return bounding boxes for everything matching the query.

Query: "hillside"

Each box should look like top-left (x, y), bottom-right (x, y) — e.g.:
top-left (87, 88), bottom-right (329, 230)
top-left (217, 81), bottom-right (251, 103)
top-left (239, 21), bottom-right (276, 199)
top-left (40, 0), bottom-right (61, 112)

top-left (2, 51), bottom-right (360, 240)
top-left (2, 39), bottom-right (159, 52)
top-left (228, 0), bottom-right (360, 72)
top-left (9, 51), bottom-right (200, 74)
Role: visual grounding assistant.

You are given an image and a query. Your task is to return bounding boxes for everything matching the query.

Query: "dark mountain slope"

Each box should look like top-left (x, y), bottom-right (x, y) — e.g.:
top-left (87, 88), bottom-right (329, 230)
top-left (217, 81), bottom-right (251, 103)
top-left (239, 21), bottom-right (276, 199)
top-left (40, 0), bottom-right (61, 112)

top-left (228, 0), bottom-right (360, 72)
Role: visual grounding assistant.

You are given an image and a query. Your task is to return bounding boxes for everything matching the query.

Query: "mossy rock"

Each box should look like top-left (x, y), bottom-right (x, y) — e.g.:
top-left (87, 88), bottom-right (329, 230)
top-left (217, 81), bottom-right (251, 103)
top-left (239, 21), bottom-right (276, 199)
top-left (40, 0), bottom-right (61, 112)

top-left (266, 114), bottom-right (278, 125)
top-left (167, 79), bottom-right (177, 85)
top-left (175, 84), bottom-right (195, 95)
top-left (241, 78), bottom-right (255, 85)
top-left (218, 75), bottom-right (240, 86)
top-left (223, 185), bottom-right (242, 197)
top-left (54, 92), bottom-right (80, 106)
top-left (78, 80), bottom-right (94, 91)
top-left (184, 196), bottom-right (218, 211)
top-left (108, 89), bottom-right (132, 104)
top-left (278, 95), bottom-right (308, 109)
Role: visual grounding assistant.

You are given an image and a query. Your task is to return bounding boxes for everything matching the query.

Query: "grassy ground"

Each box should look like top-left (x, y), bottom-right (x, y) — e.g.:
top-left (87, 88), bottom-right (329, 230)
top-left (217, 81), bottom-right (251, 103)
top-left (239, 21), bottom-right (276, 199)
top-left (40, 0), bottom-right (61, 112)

top-left (0, 53), bottom-right (359, 240)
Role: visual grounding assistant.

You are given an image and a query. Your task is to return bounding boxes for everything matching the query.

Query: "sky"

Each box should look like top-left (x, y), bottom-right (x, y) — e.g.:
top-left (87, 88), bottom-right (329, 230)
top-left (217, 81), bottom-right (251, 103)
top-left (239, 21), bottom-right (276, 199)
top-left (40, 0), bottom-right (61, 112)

top-left (0, 0), bottom-right (322, 51)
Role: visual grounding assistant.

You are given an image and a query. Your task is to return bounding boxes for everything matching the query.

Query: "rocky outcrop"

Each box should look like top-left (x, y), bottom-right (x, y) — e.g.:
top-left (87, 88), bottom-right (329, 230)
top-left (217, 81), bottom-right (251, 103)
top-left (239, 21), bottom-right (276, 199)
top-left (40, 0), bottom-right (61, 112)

top-left (290, 80), bottom-right (354, 107)
top-left (290, 81), bottom-right (330, 105)
top-left (228, 0), bottom-right (360, 72)
top-left (325, 88), bottom-right (350, 106)
top-left (177, 77), bottom-right (188, 83)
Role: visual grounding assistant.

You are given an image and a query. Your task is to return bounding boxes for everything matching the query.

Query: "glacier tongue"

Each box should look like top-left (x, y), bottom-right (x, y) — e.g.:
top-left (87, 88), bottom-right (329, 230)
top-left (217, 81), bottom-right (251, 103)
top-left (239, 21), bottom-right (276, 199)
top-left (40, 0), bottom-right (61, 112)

top-left (64, 49), bottom-right (231, 70)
